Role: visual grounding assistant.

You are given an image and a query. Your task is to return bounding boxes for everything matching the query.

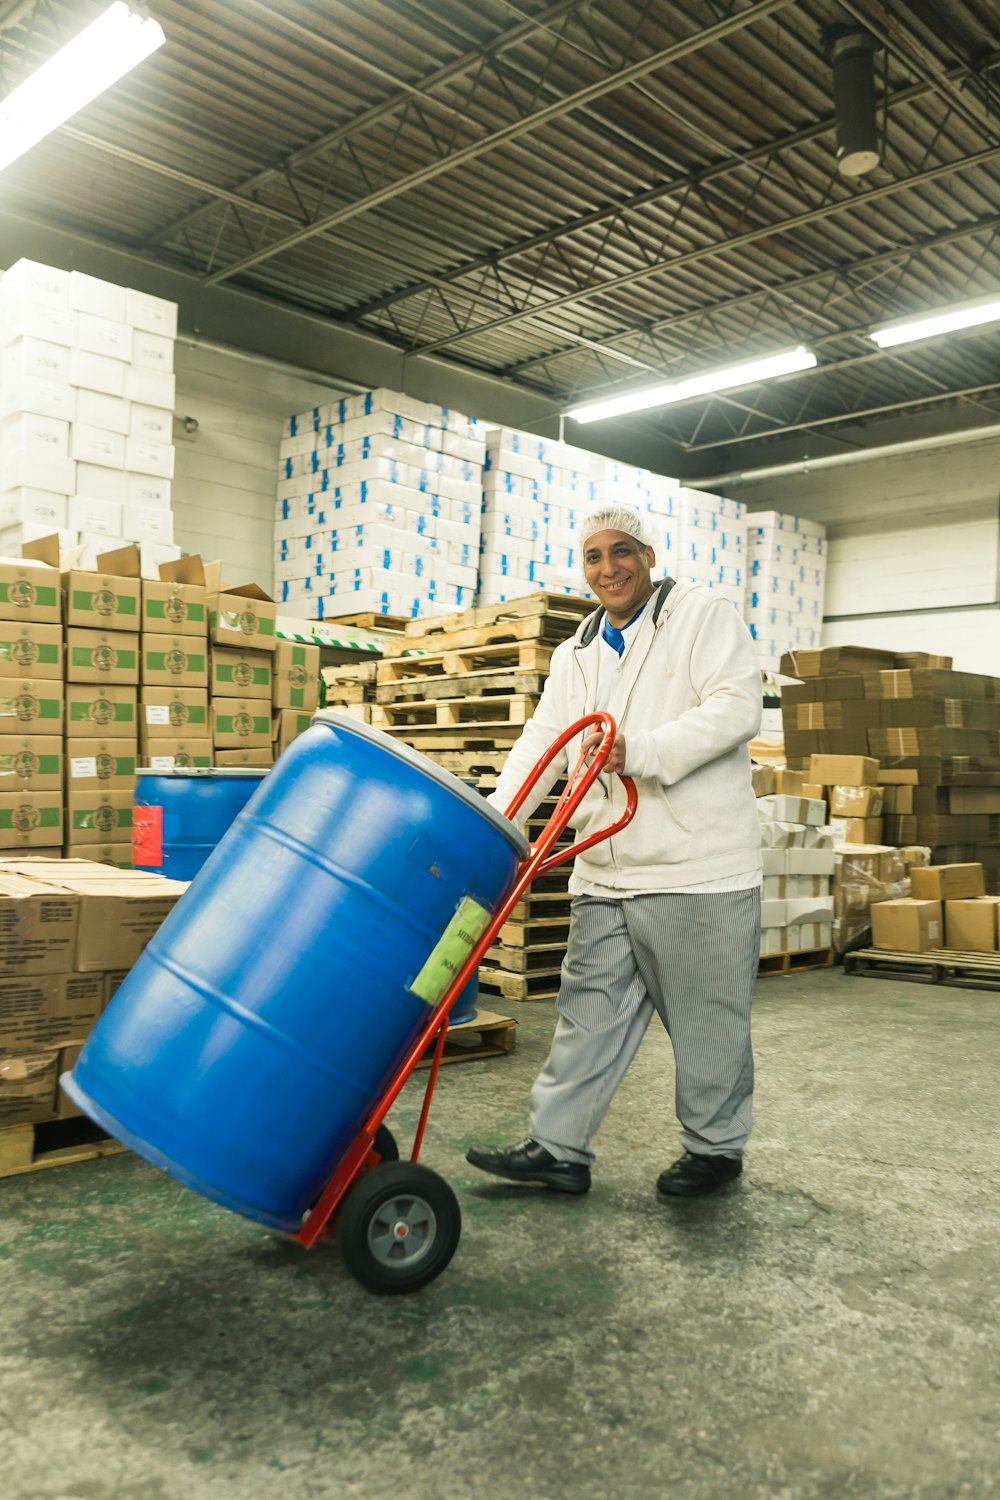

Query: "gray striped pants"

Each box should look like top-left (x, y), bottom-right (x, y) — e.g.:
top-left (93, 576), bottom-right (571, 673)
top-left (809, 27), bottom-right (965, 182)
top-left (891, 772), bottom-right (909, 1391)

top-left (530, 889), bottom-right (761, 1166)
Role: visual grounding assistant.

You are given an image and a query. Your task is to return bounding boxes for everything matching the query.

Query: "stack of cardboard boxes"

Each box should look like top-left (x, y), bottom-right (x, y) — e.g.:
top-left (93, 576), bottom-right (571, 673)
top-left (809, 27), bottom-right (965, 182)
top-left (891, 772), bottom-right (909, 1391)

top-left (205, 564), bottom-right (278, 768)
top-left (0, 552), bottom-right (64, 855)
top-left (139, 555), bottom-right (212, 771)
top-left (0, 861), bottom-right (185, 1139)
top-left (755, 786), bottom-right (835, 956)
top-left (272, 639), bottom-right (321, 758)
top-left (0, 259), bottom-right (180, 568)
top-left (871, 862), bottom-right (999, 954)
top-left (746, 511), bottom-right (827, 675)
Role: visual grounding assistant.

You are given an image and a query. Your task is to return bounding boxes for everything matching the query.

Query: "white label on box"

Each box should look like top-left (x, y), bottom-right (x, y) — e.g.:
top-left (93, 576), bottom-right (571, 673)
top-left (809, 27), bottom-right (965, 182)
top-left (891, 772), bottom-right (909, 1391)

top-left (928, 922), bottom-right (940, 940)
top-left (71, 757), bottom-right (98, 778)
top-left (149, 755), bottom-right (175, 770)
top-left (145, 705), bottom-right (170, 725)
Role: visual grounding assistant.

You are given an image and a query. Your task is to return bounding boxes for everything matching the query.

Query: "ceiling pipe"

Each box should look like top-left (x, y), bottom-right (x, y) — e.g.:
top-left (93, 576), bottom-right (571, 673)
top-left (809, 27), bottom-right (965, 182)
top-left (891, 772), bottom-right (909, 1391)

top-left (686, 422), bottom-right (1000, 490)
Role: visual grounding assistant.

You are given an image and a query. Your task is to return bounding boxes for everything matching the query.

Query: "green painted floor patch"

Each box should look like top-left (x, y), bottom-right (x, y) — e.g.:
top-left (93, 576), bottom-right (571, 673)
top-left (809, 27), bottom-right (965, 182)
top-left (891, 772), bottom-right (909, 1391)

top-left (399, 1353), bottom-right (448, 1382)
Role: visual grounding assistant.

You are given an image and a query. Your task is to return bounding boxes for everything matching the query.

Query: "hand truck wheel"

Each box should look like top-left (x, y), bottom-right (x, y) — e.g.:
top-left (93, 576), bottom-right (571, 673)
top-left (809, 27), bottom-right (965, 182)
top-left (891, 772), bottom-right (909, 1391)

top-left (337, 1161), bottom-right (461, 1294)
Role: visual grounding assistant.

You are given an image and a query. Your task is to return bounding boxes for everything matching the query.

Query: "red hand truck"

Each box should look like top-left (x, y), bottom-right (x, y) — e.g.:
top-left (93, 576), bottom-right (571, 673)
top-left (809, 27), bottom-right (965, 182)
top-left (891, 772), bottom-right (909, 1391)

top-left (291, 712), bottom-right (637, 1293)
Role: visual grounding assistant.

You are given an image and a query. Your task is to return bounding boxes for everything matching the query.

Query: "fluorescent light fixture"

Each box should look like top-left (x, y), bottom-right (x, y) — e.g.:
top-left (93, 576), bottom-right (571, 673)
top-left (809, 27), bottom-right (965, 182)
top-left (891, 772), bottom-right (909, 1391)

top-left (869, 293), bottom-right (1000, 349)
top-left (0, 2), bottom-right (165, 175)
top-left (567, 345), bottom-right (817, 424)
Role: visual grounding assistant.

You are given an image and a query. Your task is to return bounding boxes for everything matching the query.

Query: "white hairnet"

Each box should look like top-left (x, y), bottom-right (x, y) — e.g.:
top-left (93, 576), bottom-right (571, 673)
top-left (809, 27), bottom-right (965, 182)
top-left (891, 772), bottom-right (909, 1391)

top-left (580, 504), bottom-right (654, 551)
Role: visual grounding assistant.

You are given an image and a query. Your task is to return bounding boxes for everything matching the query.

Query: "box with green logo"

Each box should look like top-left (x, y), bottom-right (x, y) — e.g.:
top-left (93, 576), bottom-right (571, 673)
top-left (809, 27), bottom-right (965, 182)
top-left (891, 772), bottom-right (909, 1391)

top-left (64, 568), bottom-right (141, 632)
top-left (142, 633), bottom-right (209, 688)
top-left (64, 841), bottom-right (132, 869)
top-left (214, 748), bottom-right (273, 767)
top-left (0, 558), bottom-right (61, 624)
top-left (272, 640), bottom-right (320, 711)
top-left (67, 790), bottom-right (133, 844)
top-left (0, 736), bottom-right (62, 791)
top-left (65, 737), bottom-right (138, 790)
top-left (210, 646), bottom-right (272, 700)
top-left (140, 688), bottom-right (209, 744)
top-left (142, 580), bottom-right (208, 638)
top-left (140, 737), bottom-right (213, 770)
top-left (212, 699), bottom-right (272, 748)
top-left (273, 708), bottom-right (314, 755)
top-left (205, 561), bottom-right (277, 653)
top-left (65, 684), bottom-right (136, 740)
top-left (0, 622), bottom-right (63, 681)
top-left (66, 627), bottom-right (139, 685)
top-left (0, 680), bottom-right (64, 736)
top-left (0, 792), bottom-right (63, 848)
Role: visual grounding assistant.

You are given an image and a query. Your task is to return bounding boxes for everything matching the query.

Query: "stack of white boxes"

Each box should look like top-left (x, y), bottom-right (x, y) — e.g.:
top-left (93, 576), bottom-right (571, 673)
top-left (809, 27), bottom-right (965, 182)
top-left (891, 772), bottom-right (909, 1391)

top-left (274, 390), bottom-right (485, 619)
top-left (758, 792), bottom-right (836, 955)
top-left (479, 429), bottom-right (597, 604)
top-left (674, 487), bottom-right (747, 612)
top-left (746, 510), bottom-right (827, 673)
top-left (0, 258), bottom-right (179, 569)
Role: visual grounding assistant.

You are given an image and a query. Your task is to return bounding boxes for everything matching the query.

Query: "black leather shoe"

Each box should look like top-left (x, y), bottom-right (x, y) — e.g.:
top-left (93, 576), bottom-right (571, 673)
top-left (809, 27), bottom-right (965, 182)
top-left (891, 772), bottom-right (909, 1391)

top-left (466, 1138), bottom-right (591, 1194)
top-left (656, 1151), bottom-right (742, 1198)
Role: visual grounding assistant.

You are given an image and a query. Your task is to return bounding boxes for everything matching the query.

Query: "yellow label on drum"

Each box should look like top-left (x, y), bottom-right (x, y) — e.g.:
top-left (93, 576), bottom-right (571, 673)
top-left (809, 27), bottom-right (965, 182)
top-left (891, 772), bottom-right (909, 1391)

top-left (410, 895), bottom-right (492, 1006)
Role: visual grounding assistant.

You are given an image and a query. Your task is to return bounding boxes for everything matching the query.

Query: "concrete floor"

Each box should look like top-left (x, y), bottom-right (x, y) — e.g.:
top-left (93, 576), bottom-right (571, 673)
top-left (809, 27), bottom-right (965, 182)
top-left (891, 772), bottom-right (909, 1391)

top-left (1, 967), bottom-right (998, 1500)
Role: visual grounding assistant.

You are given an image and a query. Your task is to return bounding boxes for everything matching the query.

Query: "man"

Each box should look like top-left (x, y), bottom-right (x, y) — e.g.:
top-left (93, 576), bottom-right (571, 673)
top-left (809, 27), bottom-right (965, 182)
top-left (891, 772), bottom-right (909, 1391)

top-left (466, 503), bottom-right (762, 1199)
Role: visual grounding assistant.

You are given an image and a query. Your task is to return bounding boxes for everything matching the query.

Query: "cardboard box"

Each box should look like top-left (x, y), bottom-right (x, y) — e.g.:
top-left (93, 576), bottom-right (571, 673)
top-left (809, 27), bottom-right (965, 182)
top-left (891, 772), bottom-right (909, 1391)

top-left (834, 844), bottom-right (905, 887)
top-left (65, 684), bottom-right (136, 739)
top-left (214, 748), bottom-right (273, 768)
top-left (910, 864), bottom-right (985, 900)
top-left (273, 709), bottom-right (312, 754)
top-left (0, 1051), bottom-right (58, 1124)
top-left (141, 634), bottom-right (209, 688)
top-left (871, 899), bottom-right (944, 953)
top-left (830, 785), bottom-right (883, 817)
top-left (0, 736), bottom-right (61, 791)
top-left (212, 701), bottom-right (272, 748)
top-left (272, 640), bottom-right (320, 711)
top-left (781, 646), bottom-right (897, 678)
top-left (140, 687), bottom-right (209, 740)
top-left (63, 565), bottom-right (141, 632)
top-left (65, 627), bottom-right (139, 685)
top-left (944, 897), bottom-right (1000, 952)
top-left (808, 754), bottom-right (879, 787)
top-left (751, 764), bottom-right (775, 797)
top-left (0, 973), bottom-right (104, 1050)
top-left (0, 792), bottom-right (62, 847)
top-left (785, 848), bottom-right (837, 877)
top-left (65, 738), bottom-right (137, 789)
top-left (103, 969), bottom-right (130, 1006)
top-left (141, 579), bottom-right (207, 638)
top-left (210, 647), bottom-right (272, 699)
top-left (63, 841), bottom-right (131, 868)
top-left (140, 737), bottom-right (213, 770)
top-left (60, 875), bottom-right (185, 970)
top-left (0, 678), bottom-right (63, 736)
top-left (0, 556), bottom-right (61, 623)
top-left (0, 873), bottom-right (79, 974)
top-left (773, 769), bottom-right (805, 795)
top-left (206, 562), bottom-right (277, 652)
top-left (829, 816), bottom-right (884, 845)
top-left (66, 790), bottom-right (133, 844)
top-left (56, 1042), bottom-right (84, 1119)
top-left (0, 621), bottom-right (62, 680)
top-left (755, 795), bottom-right (825, 827)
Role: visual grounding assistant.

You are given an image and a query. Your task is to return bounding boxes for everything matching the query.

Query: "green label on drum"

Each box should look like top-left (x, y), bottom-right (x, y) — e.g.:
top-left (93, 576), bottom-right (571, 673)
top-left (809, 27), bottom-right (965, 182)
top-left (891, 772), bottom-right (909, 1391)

top-left (409, 895), bottom-right (492, 1007)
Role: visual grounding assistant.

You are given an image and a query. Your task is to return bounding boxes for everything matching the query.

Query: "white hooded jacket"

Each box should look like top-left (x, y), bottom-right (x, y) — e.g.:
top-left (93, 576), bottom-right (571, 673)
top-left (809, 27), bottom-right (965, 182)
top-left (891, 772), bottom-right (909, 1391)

top-left (486, 578), bottom-right (763, 891)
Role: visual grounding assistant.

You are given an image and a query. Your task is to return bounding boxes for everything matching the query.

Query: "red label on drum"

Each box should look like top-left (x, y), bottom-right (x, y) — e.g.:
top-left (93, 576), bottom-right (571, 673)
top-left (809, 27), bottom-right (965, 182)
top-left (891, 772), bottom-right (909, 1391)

top-left (132, 804), bottom-right (163, 867)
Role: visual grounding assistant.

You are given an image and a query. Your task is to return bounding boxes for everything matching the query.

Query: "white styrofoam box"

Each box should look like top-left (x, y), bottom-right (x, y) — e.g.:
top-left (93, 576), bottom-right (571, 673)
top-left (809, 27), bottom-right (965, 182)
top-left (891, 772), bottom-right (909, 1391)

top-left (0, 259), bottom-right (70, 312)
top-left (749, 508), bottom-right (826, 540)
top-left (138, 540), bottom-right (181, 575)
top-left (0, 489), bottom-right (68, 531)
top-left (69, 271), bottom-right (127, 322)
top-left (318, 409), bottom-right (486, 467)
top-left (334, 388), bottom-right (483, 440)
top-left (283, 407), bottom-right (322, 441)
top-left (0, 522), bottom-right (76, 553)
top-left (74, 312), bottom-right (132, 363)
top-left (0, 448), bottom-right (75, 496)
top-left (121, 503), bottom-right (173, 543)
top-left (77, 532), bottom-right (129, 569)
top-left (127, 471), bottom-right (171, 508)
top-left (279, 430), bottom-right (316, 462)
top-left (784, 847), bottom-right (837, 876)
top-left (0, 300), bottom-right (74, 348)
top-left (70, 348), bottom-right (126, 398)
top-left (131, 329), bottom-right (174, 375)
top-left (785, 895), bottom-right (835, 926)
top-left (1, 336), bottom-right (72, 387)
top-left (69, 496), bottom-right (122, 536)
top-left (125, 288), bottom-right (178, 339)
top-left (786, 922), bottom-right (832, 952)
top-left (0, 375), bottom-right (73, 424)
top-left (125, 439), bottom-right (174, 479)
top-left (75, 462), bottom-right (128, 503)
top-left (74, 389), bottom-right (130, 435)
top-left (128, 404), bottom-right (173, 444)
top-left (0, 410), bottom-right (69, 459)
top-left (275, 533), bottom-right (300, 563)
top-left (70, 424), bottom-right (126, 470)
top-left (125, 366), bottom-right (176, 410)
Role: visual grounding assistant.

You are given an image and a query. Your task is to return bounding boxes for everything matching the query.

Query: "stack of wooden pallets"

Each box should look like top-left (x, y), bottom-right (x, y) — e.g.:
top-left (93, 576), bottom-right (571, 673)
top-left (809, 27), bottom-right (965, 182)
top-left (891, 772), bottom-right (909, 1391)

top-left (376, 593), bottom-right (594, 1001)
top-left (320, 661), bottom-right (377, 723)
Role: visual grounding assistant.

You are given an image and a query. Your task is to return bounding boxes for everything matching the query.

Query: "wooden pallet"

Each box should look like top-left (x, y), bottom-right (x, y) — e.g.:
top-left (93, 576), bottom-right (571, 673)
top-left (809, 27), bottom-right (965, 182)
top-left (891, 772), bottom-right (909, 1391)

top-left (373, 694), bottom-right (536, 730)
top-left (423, 749), bottom-right (515, 780)
top-left (402, 593), bottom-right (592, 641)
top-left (321, 662), bottom-right (377, 686)
top-left (757, 947), bottom-right (835, 977)
top-left (497, 915), bottom-right (572, 947)
top-left (379, 726), bottom-right (525, 752)
top-left (477, 965), bottom-right (562, 1002)
top-left (507, 890), bottom-right (574, 922)
top-left (322, 611), bottom-right (411, 634)
top-left (323, 682), bottom-right (369, 706)
top-left (0, 1117), bottom-right (126, 1178)
top-left (376, 640), bottom-right (555, 683)
top-left (375, 668), bottom-right (547, 706)
top-left (415, 1009), bottom-right (517, 1066)
top-left (844, 946), bottom-right (1000, 990)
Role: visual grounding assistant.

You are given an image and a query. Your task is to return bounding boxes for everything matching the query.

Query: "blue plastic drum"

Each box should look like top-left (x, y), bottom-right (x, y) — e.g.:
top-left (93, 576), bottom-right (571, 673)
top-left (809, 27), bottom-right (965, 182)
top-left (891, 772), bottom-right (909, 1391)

top-left (64, 712), bottom-right (527, 1231)
top-left (134, 768), bottom-right (268, 880)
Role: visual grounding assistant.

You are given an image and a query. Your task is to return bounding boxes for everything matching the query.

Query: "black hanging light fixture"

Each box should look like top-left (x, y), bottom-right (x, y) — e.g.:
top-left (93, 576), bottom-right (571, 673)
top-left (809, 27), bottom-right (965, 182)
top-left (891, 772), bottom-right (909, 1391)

top-left (823, 24), bottom-right (882, 177)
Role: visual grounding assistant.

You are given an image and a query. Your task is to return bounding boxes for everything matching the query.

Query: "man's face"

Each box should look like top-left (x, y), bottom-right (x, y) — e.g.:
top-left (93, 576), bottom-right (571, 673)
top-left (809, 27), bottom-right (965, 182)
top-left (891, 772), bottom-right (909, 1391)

top-left (582, 528), bottom-right (656, 626)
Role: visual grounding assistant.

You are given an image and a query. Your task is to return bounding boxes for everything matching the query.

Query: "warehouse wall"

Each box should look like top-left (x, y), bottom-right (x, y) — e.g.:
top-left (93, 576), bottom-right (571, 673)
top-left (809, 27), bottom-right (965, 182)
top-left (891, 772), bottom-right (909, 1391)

top-left (734, 435), bottom-right (1000, 674)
